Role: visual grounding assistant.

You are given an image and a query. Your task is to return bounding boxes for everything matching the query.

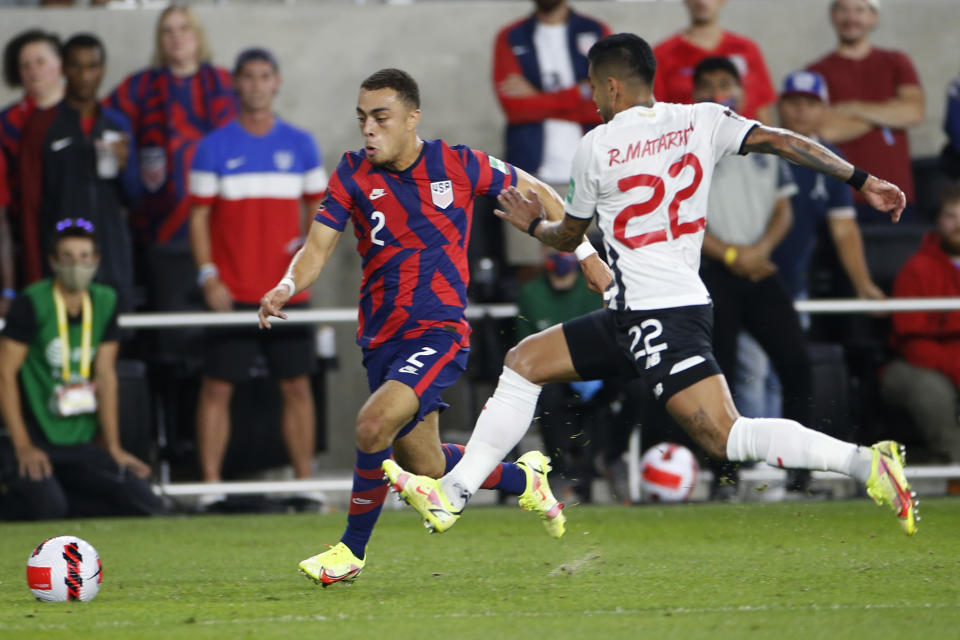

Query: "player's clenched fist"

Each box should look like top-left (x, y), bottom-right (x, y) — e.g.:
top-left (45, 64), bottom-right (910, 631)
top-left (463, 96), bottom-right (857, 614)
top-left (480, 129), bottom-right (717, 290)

top-left (258, 284), bottom-right (291, 329)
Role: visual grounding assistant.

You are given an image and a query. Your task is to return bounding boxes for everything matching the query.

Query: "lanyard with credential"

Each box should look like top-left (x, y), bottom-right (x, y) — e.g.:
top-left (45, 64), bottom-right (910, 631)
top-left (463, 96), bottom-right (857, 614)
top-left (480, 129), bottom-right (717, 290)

top-left (52, 284), bottom-right (93, 382)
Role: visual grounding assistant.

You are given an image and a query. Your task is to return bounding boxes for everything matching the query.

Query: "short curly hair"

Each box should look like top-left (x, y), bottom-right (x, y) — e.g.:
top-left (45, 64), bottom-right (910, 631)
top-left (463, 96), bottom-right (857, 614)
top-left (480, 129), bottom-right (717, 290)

top-left (3, 29), bottom-right (61, 89)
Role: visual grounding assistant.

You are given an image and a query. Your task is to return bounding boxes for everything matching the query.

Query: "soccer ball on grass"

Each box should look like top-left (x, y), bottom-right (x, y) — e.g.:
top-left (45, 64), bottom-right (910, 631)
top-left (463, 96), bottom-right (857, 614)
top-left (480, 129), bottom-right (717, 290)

top-left (641, 442), bottom-right (699, 502)
top-left (26, 536), bottom-right (102, 602)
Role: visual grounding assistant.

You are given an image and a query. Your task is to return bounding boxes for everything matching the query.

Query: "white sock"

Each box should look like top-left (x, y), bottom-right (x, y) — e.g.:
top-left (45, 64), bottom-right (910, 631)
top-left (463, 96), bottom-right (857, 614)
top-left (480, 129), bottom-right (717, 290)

top-left (441, 367), bottom-right (542, 509)
top-left (726, 416), bottom-right (873, 483)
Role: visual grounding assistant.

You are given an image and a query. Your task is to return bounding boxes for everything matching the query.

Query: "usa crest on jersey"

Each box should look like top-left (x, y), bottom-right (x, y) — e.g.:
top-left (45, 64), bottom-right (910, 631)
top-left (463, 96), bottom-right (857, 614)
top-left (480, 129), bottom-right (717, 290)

top-left (274, 150), bottom-right (294, 171)
top-left (431, 180), bottom-right (453, 209)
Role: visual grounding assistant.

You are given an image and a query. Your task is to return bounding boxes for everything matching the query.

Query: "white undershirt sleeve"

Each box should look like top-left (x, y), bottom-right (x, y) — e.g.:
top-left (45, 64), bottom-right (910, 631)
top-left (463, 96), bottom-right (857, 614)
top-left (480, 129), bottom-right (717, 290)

top-left (565, 131), bottom-right (600, 220)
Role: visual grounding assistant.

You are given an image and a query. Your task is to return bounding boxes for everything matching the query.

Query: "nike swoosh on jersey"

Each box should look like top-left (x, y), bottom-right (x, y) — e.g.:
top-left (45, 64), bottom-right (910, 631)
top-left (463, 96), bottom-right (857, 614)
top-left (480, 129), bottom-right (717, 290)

top-left (51, 137), bottom-right (72, 152)
top-left (369, 188), bottom-right (387, 200)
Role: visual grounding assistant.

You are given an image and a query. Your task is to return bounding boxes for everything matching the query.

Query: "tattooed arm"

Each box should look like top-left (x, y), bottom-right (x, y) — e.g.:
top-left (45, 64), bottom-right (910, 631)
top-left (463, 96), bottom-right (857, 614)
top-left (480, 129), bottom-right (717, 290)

top-left (494, 186), bottom-right (613, 295)
top-left (741, 125), bottom-right (906, 222)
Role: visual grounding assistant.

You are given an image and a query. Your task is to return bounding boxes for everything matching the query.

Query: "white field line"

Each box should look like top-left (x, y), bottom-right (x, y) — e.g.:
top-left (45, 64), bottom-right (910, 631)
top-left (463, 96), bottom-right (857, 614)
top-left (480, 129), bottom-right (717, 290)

top-left (2, 601), bottom-right (958, 631)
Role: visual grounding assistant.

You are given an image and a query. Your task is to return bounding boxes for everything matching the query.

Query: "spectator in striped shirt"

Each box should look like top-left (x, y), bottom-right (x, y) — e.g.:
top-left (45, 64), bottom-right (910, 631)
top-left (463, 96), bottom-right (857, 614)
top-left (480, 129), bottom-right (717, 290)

top-left (104, 4), bottom-right (235, 317)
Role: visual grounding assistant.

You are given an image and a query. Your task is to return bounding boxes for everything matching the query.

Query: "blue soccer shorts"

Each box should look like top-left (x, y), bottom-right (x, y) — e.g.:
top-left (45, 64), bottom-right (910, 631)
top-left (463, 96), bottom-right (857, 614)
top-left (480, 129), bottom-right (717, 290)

top-left (362, 329), bottom-right (469, 439)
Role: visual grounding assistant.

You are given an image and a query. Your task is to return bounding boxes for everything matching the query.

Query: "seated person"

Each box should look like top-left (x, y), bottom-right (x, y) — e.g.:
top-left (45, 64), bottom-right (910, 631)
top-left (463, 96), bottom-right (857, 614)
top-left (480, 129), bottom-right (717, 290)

top-left (881, 184), bottom-right (960, 462)
top-left (0, 220), bottom-right (164, 520)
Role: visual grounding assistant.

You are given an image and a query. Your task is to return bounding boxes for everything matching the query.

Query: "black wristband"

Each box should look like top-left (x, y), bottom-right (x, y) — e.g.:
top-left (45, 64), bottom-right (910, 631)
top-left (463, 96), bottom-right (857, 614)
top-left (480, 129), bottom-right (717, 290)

top-left (527, 216), bottom-right (543, 237)
top-left (846, 167), bottom-right (869, 190)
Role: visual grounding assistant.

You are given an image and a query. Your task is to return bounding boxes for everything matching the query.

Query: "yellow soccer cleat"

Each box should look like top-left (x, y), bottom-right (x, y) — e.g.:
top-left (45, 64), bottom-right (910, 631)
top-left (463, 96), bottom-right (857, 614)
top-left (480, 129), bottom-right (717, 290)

top-left (865, 440), bottom-right (918, 536)
top-left (382, 459), bottom-right (461, 533)
top-left (298, 542), bottom-right (365, 587)
top-left (516, 451), bottom-right (566, 539)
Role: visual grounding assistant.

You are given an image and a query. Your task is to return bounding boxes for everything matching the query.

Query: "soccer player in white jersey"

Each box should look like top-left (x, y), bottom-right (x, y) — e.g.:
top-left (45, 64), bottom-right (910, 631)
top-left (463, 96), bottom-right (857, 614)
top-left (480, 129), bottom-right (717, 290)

top-left (384, 33), bottom-right (917, 536)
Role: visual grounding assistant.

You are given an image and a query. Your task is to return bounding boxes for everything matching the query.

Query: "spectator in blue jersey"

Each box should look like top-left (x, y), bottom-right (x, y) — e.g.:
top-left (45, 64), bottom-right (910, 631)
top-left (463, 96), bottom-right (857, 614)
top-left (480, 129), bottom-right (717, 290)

top-left (188, 48), bottom-right (327, 498)
top-left (104, 4), bottom-right (235, 315)
top-left (18, 34), bottom-right (139, 312)
top-left (258, 68), bottom-right (611, 587)
top-left (942, 71), bottom-right (960, 178)
top-left (774, 70), bottom-right (883, 304)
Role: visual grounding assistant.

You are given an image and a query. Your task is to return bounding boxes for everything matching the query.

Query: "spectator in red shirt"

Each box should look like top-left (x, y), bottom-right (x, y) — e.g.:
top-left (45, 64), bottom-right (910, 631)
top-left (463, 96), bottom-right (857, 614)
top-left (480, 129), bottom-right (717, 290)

top-left (808, 0), bottom-right (924, 223)
top-left (1, 30), bottom-right (64, 295)
top-left (653, 0), bottom-right (776, 123)
top-left (1, 30), bottom-right (64, 167)
top-left (881, 184), bottom-right (960, 462)
top-left (492, 0), bottom-right (609, 183)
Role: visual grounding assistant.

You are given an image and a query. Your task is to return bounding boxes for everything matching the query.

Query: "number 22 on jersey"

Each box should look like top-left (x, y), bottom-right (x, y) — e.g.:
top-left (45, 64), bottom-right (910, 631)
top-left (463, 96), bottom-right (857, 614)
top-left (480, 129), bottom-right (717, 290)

top-left (613, 153), bottom-right (704, 249)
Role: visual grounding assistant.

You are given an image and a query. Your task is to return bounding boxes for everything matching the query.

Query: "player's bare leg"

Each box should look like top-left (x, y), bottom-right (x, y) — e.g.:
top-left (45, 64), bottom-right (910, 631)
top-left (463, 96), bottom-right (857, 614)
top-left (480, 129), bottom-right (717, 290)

top-left (393, 411), bottom-right (445, 477)
top-left (278, 375), bottom-right (316, 479)
top-left (663, 374), bottom-right (739, 462)
top-left (196, 377), bottom-right (234, 483)
top-left (355, 380), bottom-right (421, 453)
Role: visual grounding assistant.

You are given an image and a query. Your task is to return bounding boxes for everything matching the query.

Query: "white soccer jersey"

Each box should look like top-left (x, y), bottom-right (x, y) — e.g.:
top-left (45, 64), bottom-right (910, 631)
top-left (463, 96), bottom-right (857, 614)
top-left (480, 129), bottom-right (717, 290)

top-left (566, 101), bottom-right (759, 310)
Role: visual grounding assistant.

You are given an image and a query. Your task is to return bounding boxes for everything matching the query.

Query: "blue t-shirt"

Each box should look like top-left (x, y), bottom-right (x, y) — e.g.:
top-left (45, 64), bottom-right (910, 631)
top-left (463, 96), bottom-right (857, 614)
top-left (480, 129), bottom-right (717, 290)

top-left (772, 141), bottom-right (855, 298)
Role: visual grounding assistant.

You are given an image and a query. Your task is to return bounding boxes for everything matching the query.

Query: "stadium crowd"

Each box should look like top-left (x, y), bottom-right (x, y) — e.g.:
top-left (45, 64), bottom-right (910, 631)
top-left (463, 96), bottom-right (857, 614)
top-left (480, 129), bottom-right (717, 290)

top-left (0, 0), bottom-right (958, 520)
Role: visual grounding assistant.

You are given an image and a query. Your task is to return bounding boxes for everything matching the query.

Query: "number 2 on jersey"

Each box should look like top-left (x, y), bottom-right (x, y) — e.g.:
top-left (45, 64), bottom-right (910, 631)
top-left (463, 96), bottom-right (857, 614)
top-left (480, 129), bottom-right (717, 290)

top-left (370, 210), bottom-right (386, 246)
top-left (613, 153), bottom-right (704, 249)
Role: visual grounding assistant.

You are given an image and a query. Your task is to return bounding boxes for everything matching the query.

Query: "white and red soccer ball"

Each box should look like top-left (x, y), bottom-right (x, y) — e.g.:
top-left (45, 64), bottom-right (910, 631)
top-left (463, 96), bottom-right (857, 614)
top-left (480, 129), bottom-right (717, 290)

top-left (26, 536), bottom-right (102, 602)
top-left (641, 442), bottom-right (699, 502)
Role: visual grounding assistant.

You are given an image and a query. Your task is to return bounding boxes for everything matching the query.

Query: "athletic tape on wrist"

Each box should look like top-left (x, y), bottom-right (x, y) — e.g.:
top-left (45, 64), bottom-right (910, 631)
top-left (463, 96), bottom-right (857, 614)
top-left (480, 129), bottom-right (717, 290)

top-left (197, 263), bottom-right (218, 286)
top-left (574, 241), bottom-right (597, 261)
top-left (278, 277), bottom-right (296, 296)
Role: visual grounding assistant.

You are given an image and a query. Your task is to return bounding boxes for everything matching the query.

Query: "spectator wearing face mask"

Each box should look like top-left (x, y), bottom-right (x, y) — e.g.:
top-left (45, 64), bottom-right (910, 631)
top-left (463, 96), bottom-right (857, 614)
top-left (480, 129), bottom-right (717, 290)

top-left (0, 220), bottom-right (164, 520)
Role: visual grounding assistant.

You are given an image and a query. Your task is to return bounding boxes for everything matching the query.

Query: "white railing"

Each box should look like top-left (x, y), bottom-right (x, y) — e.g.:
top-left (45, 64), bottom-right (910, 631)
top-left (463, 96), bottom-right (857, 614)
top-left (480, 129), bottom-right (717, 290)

top-left (2, 297), bottom-right (959, 333)
top-left (116, 296), bottom-right (960, 328)
top-left (6, 297), bottom-right (957, 501)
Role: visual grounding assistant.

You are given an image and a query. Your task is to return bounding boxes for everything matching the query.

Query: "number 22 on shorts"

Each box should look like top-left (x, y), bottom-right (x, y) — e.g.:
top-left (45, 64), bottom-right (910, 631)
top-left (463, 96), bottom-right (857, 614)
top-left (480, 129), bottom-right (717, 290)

top-left (613, 153), bottom-right (704, 248)
top-left (628, 319), bottom-right (667, 369)
top-left (398, 346), bottom-right (437, 375)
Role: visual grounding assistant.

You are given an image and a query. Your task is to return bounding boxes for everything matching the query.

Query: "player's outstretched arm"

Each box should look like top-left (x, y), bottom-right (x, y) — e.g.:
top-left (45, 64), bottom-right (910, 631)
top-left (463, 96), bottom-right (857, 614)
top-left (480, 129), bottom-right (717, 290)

top-left (741, 125), bottom-right (906, 222)
top-left (258, 220), bottom-right (342, 329)
top-left (505, 170), bottom-right (613, 294)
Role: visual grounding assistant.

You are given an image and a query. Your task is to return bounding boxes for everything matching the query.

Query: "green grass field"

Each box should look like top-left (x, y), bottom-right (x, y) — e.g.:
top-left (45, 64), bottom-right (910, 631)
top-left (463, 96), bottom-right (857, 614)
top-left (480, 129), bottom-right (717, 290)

top-left (1, 498), bottom-right (959, 640)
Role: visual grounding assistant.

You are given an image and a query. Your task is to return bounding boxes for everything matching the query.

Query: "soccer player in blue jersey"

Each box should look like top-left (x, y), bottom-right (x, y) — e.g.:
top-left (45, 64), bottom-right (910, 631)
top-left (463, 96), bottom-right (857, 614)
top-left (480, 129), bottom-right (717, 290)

top-left (258, 68), bottom-right (612, 587)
